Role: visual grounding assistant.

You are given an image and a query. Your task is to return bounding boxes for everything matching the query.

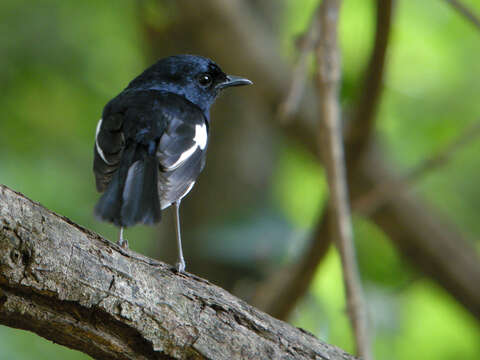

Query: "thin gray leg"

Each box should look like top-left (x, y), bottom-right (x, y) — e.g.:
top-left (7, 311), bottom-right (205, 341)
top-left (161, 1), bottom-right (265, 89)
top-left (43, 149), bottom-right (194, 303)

top-left (118, 226), bottom-right (129, 249)
top-left (174, 201), bottom-right (186, 272)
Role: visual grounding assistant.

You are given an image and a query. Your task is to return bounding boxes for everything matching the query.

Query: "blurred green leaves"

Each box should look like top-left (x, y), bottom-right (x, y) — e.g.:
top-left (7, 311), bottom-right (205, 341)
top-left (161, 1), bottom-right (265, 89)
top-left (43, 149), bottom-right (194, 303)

top-left (395, 281), bottom-right (480, 360)
top-left (273, 143), bottom-right (327, 228)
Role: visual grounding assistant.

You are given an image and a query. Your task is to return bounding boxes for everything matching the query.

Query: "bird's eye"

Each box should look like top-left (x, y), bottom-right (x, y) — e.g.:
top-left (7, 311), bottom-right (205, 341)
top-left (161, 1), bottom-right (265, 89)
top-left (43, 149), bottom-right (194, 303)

top-left (198, 73), bottom-right (212, 87)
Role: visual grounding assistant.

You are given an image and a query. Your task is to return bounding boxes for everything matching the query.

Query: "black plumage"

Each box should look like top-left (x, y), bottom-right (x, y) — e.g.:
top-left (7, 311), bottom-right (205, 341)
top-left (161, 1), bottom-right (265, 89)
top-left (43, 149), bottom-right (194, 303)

top-left (93, 55), bottom-right (251, 271)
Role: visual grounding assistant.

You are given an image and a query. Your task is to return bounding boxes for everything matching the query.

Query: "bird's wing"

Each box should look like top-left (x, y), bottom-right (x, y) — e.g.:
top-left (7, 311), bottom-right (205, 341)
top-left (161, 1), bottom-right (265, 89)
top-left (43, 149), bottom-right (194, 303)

top-left (93, 113), bottom-right (125, 192)
top-left (93, 89), bottom-right (165, 192)
top-left (93, 91), bottom-right (207, 195)
top-left (157, 112), bottom-right (208, 171)
top-left (154, 95), bottom-right (209, 208)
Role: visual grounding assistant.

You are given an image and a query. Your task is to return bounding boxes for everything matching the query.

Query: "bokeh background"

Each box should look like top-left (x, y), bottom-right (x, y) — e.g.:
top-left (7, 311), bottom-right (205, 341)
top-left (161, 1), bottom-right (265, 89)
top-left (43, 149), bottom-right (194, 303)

top-left (1, 0), bottom-right (480, 359)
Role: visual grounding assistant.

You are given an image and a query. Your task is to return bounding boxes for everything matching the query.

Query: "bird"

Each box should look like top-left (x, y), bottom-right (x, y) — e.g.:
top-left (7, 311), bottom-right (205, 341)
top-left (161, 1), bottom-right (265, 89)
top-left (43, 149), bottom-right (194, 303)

top-left (93, 54), bottom-right (252, 272)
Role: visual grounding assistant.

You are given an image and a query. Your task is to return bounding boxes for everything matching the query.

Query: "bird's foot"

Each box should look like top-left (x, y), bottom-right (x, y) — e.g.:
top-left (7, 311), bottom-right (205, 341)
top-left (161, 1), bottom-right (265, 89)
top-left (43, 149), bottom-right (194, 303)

top-left (176, 259), bottom-right (186, 273)
top-left (118, 227), bottom-right (129, 249)
top-left (117, 237), bottom-right (129, 249)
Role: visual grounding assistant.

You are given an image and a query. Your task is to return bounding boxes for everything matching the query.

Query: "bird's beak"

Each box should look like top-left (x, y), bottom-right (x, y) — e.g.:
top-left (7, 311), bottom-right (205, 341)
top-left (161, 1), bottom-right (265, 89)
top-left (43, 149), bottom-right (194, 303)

top-left (217, 75), bottom-right (253, 90)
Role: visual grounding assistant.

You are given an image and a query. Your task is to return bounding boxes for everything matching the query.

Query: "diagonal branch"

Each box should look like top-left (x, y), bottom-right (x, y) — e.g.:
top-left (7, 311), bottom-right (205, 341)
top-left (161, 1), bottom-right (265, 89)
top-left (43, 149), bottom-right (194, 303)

top-left (443, 0), bottom-right (480, 30)
top-left (0, 184), bottom-right (357, 360)
top-left (315, 1), bottom-right (372, 359)
top-left (276, 5), bottom-right (322, 123)
top-left (353, 120), bottom-right (480, 215)
top-left (357, 150), bottom-right (480, 319)
top-left (251, 211), bottom-right (331, 320)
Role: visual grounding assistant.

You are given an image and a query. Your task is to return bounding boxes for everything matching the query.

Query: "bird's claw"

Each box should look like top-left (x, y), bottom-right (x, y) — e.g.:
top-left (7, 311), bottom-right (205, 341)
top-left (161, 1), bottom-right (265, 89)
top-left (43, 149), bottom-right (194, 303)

top-left (118, 227), bottom-right (129, 249)
top-left (176, 260), bottom-right (186, 273)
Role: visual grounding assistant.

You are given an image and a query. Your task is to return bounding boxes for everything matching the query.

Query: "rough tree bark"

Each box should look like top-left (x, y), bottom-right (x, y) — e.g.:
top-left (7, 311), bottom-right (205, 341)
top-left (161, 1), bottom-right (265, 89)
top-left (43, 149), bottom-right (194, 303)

top-left (0, 184), bottom-right (357, 360)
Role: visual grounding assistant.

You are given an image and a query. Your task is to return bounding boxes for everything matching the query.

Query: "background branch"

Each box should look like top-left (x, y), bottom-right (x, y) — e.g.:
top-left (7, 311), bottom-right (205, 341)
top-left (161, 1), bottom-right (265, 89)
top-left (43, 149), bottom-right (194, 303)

top-left (255, 0), bottom-right (395, 322)
top-left (353, 120), bottom-right (480, 215)
top-left (315, 1), bottom-right (372, 359)
top-left (276, 5), bottom-right (321, 123)
top-left (443, 0), bottom-right (480, 30)
top-left (251, 212), bottom-right (331, 320)
top-left (141, 0), bottom-right (480, 330)
top-left (0, 184), bottom-right (357, 360)
top-left (358, 149), bottom-right (480, 319)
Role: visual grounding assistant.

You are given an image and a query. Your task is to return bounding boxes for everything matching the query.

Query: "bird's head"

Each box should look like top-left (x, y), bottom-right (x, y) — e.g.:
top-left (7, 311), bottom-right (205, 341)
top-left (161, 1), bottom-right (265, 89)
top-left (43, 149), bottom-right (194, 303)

top-left (127, 55), bottom-right (252, 115)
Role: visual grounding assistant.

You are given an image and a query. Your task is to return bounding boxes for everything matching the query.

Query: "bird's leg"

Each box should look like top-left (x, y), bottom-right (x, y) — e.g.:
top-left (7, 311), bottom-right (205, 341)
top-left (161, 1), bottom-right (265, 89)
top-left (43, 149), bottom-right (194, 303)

top-left (174, 200), bottom-right (186, 272)
top-left (118, 226), bottom-right (129, 249)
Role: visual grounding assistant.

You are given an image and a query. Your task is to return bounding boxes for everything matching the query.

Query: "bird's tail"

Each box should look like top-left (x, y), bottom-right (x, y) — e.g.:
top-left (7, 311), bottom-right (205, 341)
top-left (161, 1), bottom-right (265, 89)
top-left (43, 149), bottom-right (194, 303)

top-left (94, 142), bottom-right (161, 227)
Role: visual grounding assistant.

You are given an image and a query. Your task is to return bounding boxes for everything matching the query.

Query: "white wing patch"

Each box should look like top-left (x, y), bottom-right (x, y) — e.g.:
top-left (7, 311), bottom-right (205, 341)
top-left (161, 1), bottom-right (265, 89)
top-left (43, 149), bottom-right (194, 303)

top-left (165, 144), bottom-right (197, 171)
top-left (193, 123), bottom-right (208, 150)
top-left (95, 118), bottom-right (113, 165)
top-left (163, 123), bottom-right (208, 171)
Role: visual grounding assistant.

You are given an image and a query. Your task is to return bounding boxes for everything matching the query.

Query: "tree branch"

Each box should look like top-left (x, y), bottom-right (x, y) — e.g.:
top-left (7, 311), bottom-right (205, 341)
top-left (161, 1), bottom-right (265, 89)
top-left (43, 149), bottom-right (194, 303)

top-left (443, 0), bottom-right (480, 31)
top-left (0, 184), bottom-right (357, 360)
top-left (276, 5), bottom-right (321, 124)
top-left (315, 1), bottom-right (372, 359)
top-left (357, 149), bottom-right (480, 320)
top-left (251, 212), bottom-right (331, 320)
top-left (353, 120), bottom-right (480, 215)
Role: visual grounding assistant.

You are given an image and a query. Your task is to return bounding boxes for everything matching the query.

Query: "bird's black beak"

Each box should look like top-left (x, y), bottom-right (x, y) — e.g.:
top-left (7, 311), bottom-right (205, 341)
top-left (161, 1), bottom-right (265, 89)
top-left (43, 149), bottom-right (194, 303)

top-left (217, 75), bottom-right (253, 90)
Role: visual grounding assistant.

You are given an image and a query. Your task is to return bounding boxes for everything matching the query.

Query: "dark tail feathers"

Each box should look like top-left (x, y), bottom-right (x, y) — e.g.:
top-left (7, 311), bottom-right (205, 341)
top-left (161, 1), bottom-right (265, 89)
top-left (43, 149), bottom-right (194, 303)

top-left (94, 143), bottom-right (161, 227)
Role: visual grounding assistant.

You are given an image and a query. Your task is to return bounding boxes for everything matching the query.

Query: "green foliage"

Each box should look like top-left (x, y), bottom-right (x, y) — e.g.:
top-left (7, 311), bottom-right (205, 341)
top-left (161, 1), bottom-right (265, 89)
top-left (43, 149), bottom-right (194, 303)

top-left (272, 143), bottom-right (327, 228)
top-left (394, 282), bottom-right (480, 360)
top-left (354, 216), bottom-right (414, 288)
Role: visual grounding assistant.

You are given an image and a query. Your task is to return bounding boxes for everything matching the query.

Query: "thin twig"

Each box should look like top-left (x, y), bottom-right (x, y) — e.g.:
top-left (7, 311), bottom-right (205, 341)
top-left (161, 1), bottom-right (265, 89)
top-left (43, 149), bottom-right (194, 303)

top-left (277, 5), bottom-right (322, 123)
top-left (443, 0), bottom-right (480, 30)
top-left (353, 121), bottom-right (480, 215)
top-left (253, 0), bottom-right (395, 322)
top-left (315, 1), bottom-right (372, 359)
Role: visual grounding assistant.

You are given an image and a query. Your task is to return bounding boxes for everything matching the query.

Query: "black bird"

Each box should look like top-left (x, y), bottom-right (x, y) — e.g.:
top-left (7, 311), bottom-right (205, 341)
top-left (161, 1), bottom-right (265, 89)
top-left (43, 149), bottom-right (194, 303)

top-left (93, 55), bottom-right (251, 271)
